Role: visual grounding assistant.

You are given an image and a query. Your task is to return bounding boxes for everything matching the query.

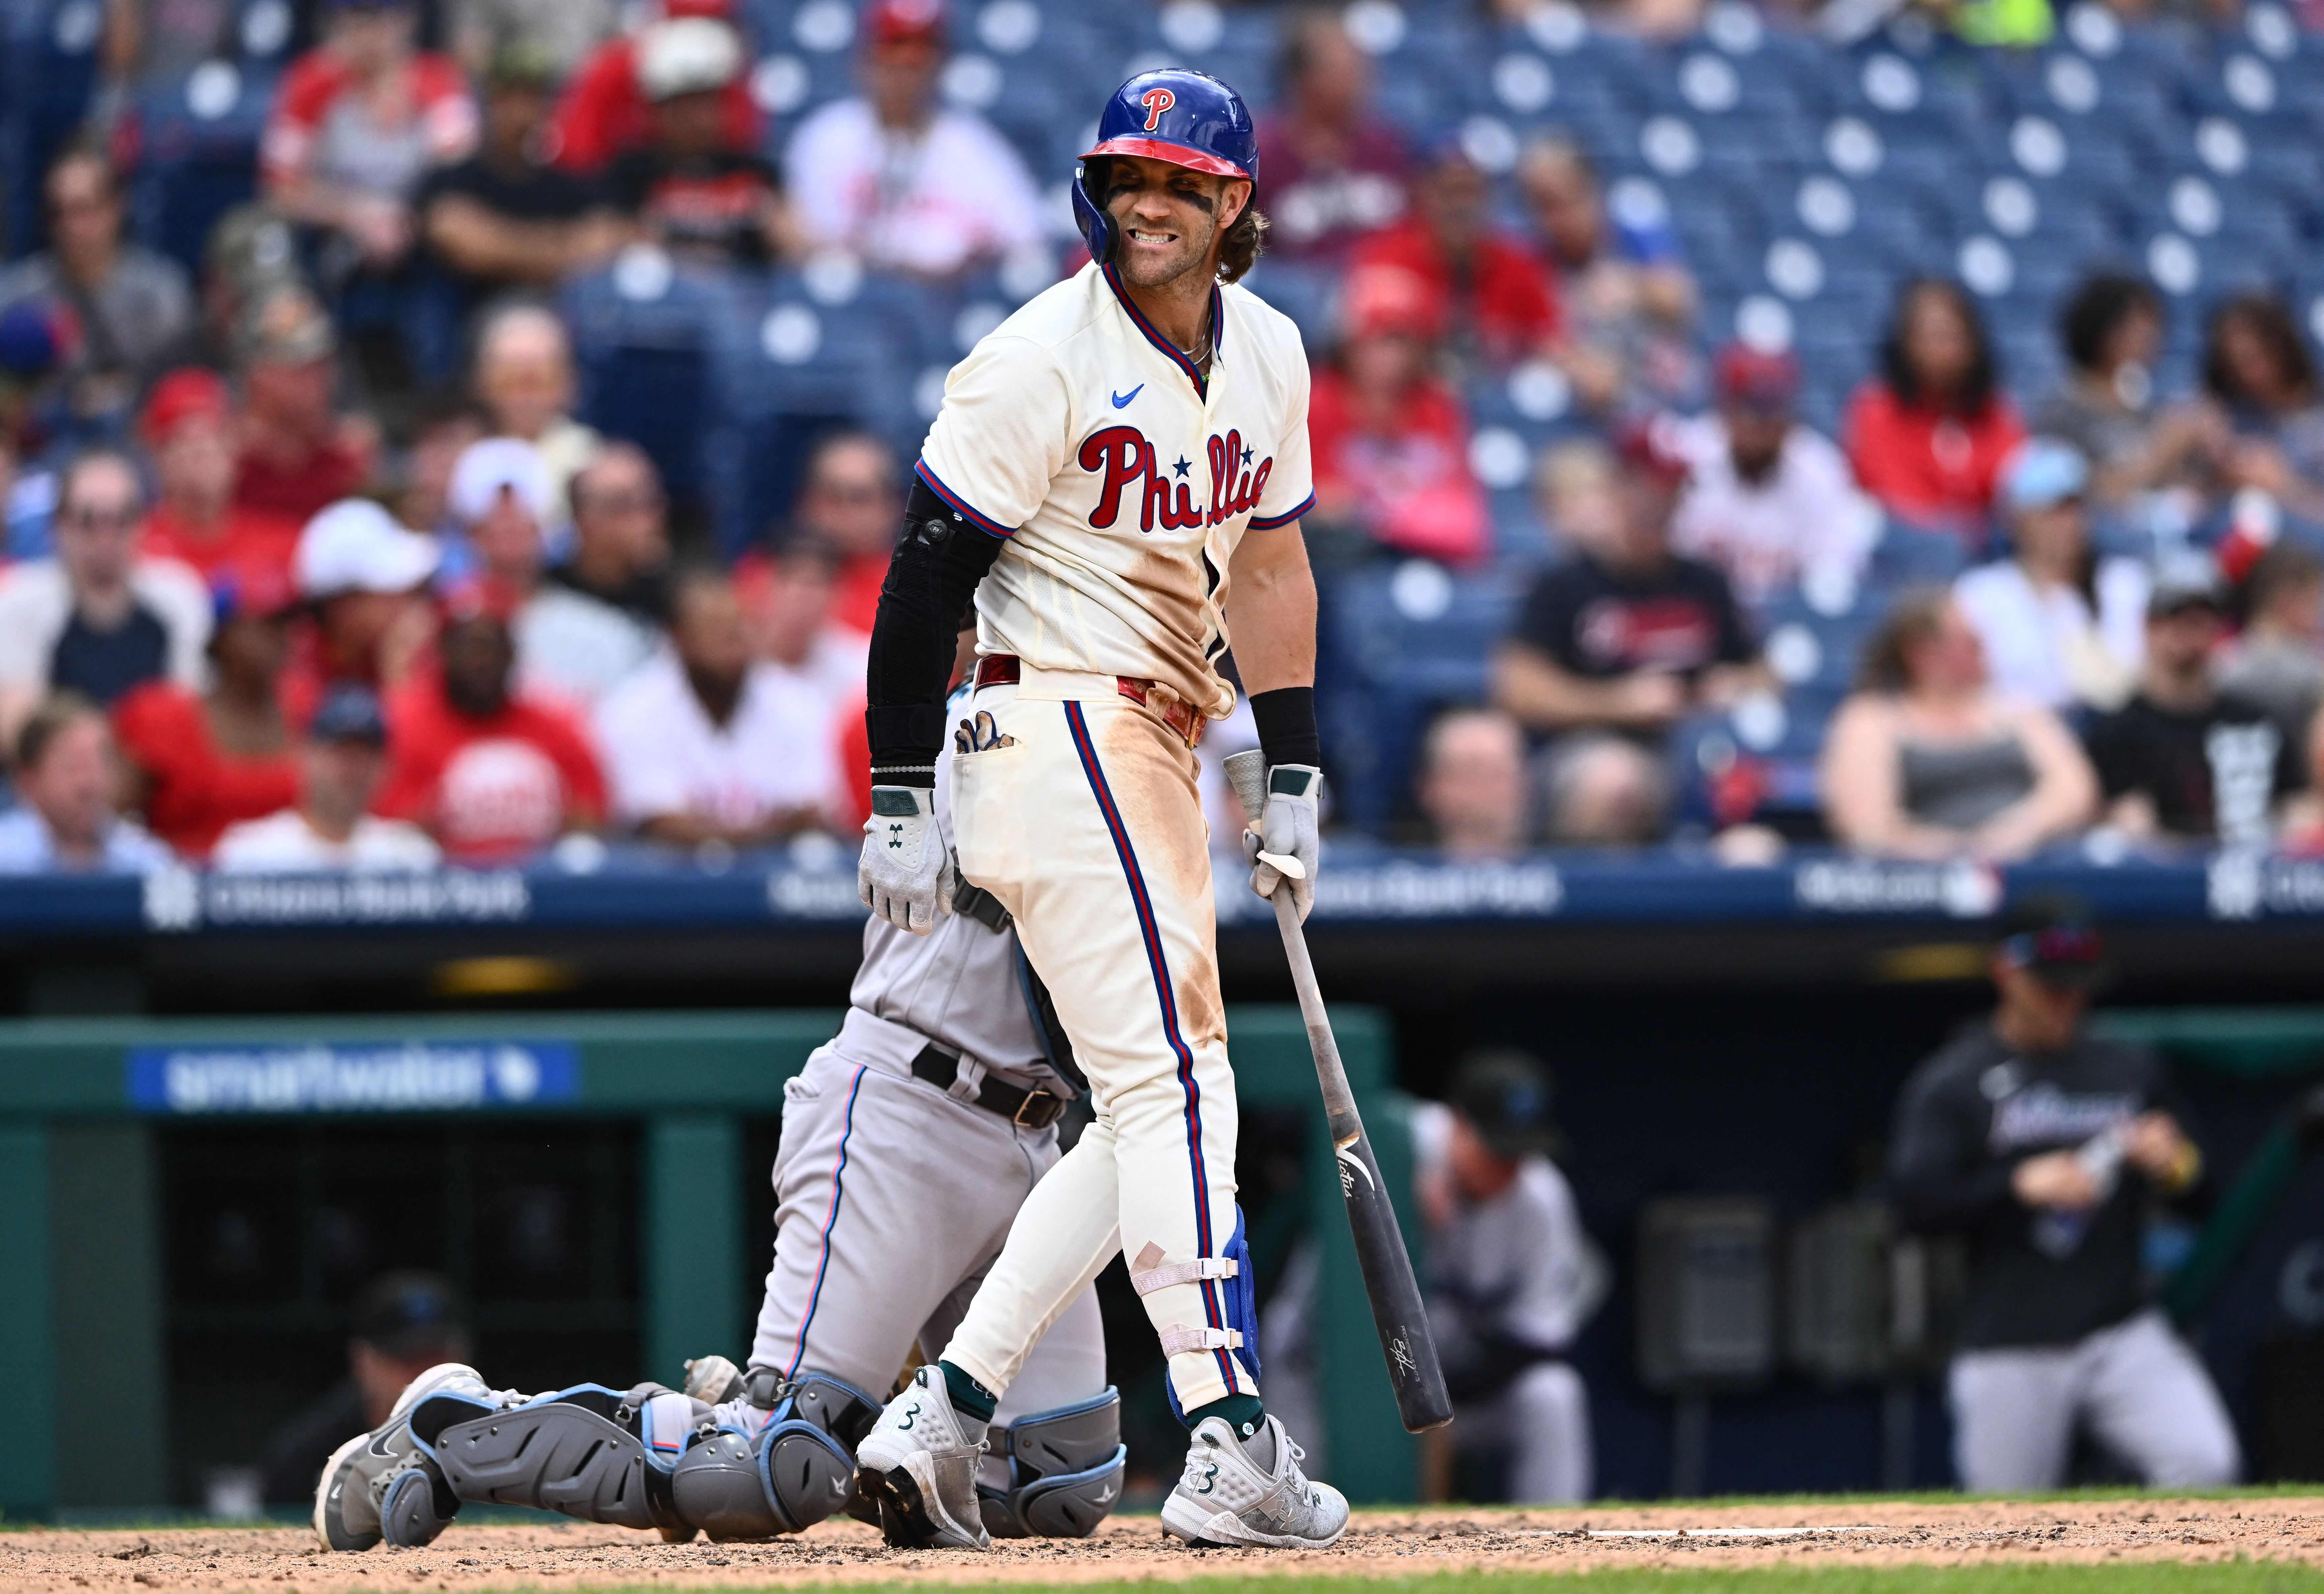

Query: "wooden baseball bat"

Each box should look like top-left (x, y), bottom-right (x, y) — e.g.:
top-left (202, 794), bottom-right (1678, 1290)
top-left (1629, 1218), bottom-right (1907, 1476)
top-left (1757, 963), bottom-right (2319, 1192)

top-left (1224, 750), bottom-right (1453, 1435)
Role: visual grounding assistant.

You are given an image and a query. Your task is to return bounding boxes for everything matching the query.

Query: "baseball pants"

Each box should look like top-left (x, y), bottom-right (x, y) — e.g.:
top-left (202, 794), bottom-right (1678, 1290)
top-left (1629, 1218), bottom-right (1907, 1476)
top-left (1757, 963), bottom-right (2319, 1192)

top-left (1453, 1362), bottom-right (1594, 1503)
top-left (750, 1024), bottom-right (1106, 1429)
top-left (941, 669), bottom-right (1254, 1416)
top-left (1948, 1308), bottom-right (2241, 1491)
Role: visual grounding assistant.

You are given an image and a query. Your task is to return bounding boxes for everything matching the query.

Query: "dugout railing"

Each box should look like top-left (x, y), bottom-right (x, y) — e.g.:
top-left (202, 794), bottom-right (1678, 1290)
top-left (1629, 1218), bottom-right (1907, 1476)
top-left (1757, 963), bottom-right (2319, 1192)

top-left (0, 1005), bottom-right (1417, 1520)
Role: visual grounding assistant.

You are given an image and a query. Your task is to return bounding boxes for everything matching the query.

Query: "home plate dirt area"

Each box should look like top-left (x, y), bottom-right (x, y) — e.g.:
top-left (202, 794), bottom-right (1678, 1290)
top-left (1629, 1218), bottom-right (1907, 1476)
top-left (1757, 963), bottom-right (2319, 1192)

top-left (5, 1497), bottom-right (2324, 1592)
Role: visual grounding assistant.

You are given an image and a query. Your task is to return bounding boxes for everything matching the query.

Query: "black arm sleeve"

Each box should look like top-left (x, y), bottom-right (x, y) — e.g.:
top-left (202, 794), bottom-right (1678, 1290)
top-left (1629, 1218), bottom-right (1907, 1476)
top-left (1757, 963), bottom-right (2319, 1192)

top-left (863, 476), bottom-right (1008, 787)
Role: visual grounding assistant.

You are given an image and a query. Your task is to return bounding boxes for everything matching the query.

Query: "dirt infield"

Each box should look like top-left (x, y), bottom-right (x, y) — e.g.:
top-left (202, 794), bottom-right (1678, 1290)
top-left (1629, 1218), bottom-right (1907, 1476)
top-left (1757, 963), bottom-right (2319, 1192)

top-left (5, 1497), bottom-right (2323, 1592)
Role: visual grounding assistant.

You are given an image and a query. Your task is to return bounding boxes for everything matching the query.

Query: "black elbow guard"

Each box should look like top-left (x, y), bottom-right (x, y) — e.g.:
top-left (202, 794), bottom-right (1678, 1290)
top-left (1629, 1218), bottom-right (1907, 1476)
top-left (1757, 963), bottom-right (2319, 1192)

top-left (864, 476), bottom-right (1008, 782)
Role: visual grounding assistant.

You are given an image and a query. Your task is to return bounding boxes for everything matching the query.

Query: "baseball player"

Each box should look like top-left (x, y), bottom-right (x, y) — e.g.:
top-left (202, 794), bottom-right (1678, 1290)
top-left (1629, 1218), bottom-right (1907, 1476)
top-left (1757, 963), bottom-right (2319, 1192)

top-left (1414, 1051), bottom-right (1602, 1503)
top-left (849, 69), bottom-right (1347, 1552)
top-left (1887, 897), bottom-right (2240, 1492)
top-left (313, 649), bottom-right (1125, 1551)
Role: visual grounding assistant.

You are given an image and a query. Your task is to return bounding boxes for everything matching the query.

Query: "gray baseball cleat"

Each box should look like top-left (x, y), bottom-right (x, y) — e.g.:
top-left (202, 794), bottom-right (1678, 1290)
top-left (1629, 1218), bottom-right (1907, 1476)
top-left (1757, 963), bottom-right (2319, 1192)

top-left (314, 1363), bottom-right (515, 1551)
top-left (852, 1366), bottom-right (989, 1550)
top-left (1159, 1413), bottom-right (1349, 1549)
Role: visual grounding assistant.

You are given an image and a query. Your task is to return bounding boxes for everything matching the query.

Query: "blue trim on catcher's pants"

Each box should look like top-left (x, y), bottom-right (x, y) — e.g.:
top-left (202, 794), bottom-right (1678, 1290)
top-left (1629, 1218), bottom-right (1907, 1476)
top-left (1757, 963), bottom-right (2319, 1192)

top-left (786, 1064), bottom-right (868, 1379)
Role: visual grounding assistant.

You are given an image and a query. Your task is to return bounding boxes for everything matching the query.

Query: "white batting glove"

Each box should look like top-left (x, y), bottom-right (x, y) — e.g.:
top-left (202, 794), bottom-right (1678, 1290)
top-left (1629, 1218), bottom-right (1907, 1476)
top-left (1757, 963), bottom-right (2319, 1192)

top-left (1246, 764), bottom-right (1322, 923)
top-left (858, 786), bottom-right (954, 934)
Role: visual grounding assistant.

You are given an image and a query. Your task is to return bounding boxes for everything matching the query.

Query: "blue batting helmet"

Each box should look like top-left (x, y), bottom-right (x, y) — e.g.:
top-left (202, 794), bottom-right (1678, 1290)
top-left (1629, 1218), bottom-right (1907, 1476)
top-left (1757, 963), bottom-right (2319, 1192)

top-left (1072, 70), bottom-right (1258, 264)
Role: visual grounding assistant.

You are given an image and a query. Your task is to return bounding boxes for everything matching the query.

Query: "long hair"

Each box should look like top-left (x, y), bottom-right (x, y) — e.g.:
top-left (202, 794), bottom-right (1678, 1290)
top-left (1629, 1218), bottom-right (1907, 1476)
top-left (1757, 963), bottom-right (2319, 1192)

top-left (1217, 201), bottom-right (1268, 285)
top-left (2203, 291), bottom-right (2318, 407)
top-left (1856, 587), bottom-right (1952, 694)
top-left (2058, 273), bottom-right (2159, 377)
top-left (1880, 278), bottom-right (1999, 415)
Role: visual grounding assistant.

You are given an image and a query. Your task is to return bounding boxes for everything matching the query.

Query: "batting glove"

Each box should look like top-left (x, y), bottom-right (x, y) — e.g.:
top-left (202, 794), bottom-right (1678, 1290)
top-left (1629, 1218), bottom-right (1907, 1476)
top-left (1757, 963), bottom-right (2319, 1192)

top-left (1247, 763), bottom-right (1322, 923)
top-left (859, 786), bottom-right (954, 934)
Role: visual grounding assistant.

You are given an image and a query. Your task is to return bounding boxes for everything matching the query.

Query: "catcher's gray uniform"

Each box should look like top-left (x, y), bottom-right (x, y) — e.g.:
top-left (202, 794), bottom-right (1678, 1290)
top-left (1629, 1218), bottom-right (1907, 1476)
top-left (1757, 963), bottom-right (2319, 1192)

top-left (749, 701), bottom-right (1107, 1438)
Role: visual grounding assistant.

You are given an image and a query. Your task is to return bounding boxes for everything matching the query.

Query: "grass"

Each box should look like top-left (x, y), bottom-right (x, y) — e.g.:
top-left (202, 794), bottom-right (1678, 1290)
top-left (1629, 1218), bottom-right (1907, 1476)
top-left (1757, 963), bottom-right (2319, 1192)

top-left (544, 1569), bottom-right (2324, 1594)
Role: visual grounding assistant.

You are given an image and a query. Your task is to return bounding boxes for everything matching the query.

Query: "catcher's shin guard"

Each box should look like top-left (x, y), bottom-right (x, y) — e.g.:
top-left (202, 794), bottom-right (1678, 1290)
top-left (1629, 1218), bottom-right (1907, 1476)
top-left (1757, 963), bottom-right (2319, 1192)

top-left (979, 1387), bottom-right (1127, 1539)
top-left (671, 1371), bottom-right (883, 1539)
top-left (427, 1383), bottom-right (705, 1535)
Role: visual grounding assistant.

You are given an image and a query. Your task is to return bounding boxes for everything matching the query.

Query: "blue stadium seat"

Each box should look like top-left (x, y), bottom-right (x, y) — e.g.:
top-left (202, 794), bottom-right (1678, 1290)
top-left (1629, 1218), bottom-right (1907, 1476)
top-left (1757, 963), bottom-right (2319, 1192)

top-left (1315, 562), bottom-right (1522, 827)
top-left (128, 63), bottom-right (275, 273)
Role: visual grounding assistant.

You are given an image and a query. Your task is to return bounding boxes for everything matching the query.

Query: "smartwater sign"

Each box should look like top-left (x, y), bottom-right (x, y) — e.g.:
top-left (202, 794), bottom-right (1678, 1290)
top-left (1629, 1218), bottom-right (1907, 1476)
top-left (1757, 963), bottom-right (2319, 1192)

top-left (126, 1040), bottom-right (581, 1114)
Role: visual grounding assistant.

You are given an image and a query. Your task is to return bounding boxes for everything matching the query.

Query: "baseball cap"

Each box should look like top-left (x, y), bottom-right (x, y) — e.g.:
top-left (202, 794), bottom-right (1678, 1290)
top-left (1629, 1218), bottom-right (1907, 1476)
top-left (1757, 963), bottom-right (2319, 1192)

top-left (1614, 416), bottom-right (1691, 492)
top-left (235, 284), bottom-right (337, 367)
top-left (297, 499), bottom-right (442, 597)
top-left (863, 0), bottom-right (945, 48)
top-left (352, 1271), bottom-right (467, 1358)
top-left (0, 299), bottom-right (73, 376)
top-left (637, 16), bottom-right (742, 100)
top-left (449, 437), bottom-right (556, 526)
top-left (309, 682), bottom-right (390, 745)
top-left (143, 367), bottom-right (232, 443)
top-left (1995, 896), bottom-right (2107, 990)
top-left (1714, 341), bottom-right (1800, 413)
top-left (2148, 550), bottom-right (2225, 618)
top-left (1998, 437), bottom-right (2088, 515)
top-left (209, 567), bottom-right (298, 625)
top-left (1340, 263), bottom-right (1442, 342)
top-left (205, 205), bottom-right (303, 298)
top-left (485, 36), bottom-right (559, 89)
top-left (1448, 1049), bottom-right (1564, 1160)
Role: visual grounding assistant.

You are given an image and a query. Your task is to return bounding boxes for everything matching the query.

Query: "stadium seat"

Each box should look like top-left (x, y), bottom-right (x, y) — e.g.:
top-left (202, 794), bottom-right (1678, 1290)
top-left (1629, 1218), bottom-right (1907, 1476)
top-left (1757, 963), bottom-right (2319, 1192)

top-left (128, 63), bottom-right (275, 273)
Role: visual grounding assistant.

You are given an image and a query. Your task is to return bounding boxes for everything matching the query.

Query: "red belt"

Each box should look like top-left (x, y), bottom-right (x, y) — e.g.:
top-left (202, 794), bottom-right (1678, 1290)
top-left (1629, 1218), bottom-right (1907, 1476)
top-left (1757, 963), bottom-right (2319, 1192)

top-left (973, 654), bottom-right (1205, 748)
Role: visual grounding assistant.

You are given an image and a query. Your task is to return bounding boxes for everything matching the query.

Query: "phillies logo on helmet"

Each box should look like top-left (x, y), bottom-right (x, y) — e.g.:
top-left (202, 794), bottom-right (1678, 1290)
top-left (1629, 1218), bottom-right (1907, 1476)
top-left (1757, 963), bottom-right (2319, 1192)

top-left (1140, 87), bottom-right (1176, 130)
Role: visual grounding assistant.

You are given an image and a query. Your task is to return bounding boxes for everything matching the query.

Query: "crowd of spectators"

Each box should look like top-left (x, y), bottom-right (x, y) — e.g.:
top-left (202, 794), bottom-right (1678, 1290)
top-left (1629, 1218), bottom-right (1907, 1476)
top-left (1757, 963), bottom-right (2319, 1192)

top-left (5, 0), bottom-right (2324, 875)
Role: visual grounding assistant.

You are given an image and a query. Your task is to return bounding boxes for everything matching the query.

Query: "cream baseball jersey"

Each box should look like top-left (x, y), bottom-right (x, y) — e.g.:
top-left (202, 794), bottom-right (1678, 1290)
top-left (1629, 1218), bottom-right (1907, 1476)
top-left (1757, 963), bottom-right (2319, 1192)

top-left (914, 260), bottom-right (1315, 720)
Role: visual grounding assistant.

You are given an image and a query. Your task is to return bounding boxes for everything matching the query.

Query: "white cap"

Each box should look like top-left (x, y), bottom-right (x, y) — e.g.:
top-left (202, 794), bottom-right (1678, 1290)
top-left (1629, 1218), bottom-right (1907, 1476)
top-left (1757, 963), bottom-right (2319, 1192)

top-left (637, 16), bottom-right (742, 101)
top-left (296, 499), bottom-right (443, 597)
top-left (448, 436), bottom-right (556, 526)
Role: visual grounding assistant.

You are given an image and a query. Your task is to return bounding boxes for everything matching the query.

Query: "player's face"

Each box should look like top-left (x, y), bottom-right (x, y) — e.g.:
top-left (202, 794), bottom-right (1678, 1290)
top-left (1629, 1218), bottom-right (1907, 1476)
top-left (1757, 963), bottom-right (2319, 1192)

top-left (1103, 156), bottom-right (1249, 290)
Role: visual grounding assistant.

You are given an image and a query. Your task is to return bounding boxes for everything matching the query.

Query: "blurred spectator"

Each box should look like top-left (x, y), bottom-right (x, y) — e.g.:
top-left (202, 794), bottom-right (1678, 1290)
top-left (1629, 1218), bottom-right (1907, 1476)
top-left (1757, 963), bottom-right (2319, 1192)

top-left (293, 499), bottom-right (442, 692)
top-left (0, 299), bottom-right (76, 468)
top-left (552, 0), bottom-right (761, 175)
top-left (0, 693), bottom-right (172, 873)
top-left (392, 392), bottom-right (491, 543)
top-left (1665, 344), bottom-right (1877, 609)
top-left (1888, 900), bottom-right (2238, 1493)
top-left (215, 685), bottom-right (440, 870)
top-left (1820, 590), bottom-right (2096, 860)
top-left (257, 1272), bottom-right (469, 1506)
top-left (445, 0), bottom-right (616, 81)
top-left (2035, 274), bottom-right (2210, 513)
top-left (776, 430), bottom-right (901, 635)
top-left (557, 442), bottom-right (673, 626)
top-left (137, 370), bottom-right (301, 592)
top-left (1252, 8), bottom-right (1410, 262)
top-left (377, 592), bottom-right (606, 861)
top-left (471, 305), bottom-right (603, 525)
top-left (606, 19), bottom-right (798, 269)
top-left (2084, 560), bottom-right (2301, 849)
top-left (750, 538), bottom-right (868, 706)
top-left (113, 577), bottom-right (301, 858)
top-left (1517, 137), bottom-right (1694, 415)
top-left (1415, 708), bottom-right (1532, 857)
top-left (0, 450), bottom-right (210, 739)
top-left (1846, 279), bottom-right (2026, 543)
top-left (782, 0), bottom-right (1044, 277)
top-left (1954, 440), bottom-right (2146, 713)
top-left (419, 43), bottom-right (634, 301)
top-left (260, 0), bottom-right (478, 277)
top-left (232, 286), bottom-right (374, 524)
top-left (595, 569), bottom-right (839, 846)
top-left (2219, 542), bottom-right (2324, 756)
top-left (1350, 146), bottom-right (1560, 374)
top-left (1306, 265), bottom-right (1489, 565)
top-left (0, 146), bottom-right (193, 430)
top-left (1413, 1052), bottom-right (1599, 1502)
top-left (192, 206), bottom-right (309, 375)
top-left (448, 437), bottom-right (651, 704)
top-left (2199, 292), bottom-right (2324, 525)
top-left (1493, 434), bottom-right (1761, 844)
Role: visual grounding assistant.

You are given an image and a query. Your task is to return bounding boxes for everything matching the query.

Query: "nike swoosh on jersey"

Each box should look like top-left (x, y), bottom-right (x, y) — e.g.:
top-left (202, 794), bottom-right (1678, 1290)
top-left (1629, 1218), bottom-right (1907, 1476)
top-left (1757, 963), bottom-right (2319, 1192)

top-left (1111, 385), bottom-right (1143, 408)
